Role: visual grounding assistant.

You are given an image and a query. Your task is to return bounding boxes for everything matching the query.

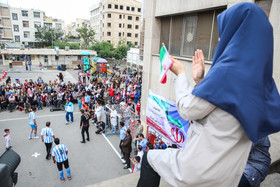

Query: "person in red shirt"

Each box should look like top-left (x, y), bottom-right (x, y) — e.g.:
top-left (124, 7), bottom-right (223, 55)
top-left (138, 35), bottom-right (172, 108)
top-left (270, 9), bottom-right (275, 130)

top-left (136, 100), bottom-right (141, 116)
top-left (109, 85), bottom-right (115, 103)
top-left (41, 91), bottom-right (48, 107)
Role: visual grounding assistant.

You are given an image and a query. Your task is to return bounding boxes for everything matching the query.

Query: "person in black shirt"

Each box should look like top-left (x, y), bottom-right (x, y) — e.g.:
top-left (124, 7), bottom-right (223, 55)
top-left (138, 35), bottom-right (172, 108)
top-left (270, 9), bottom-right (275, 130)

top-left (95, 121), bottom-right (105, 134)
top-left (80, 109), bottom-right (90, 143)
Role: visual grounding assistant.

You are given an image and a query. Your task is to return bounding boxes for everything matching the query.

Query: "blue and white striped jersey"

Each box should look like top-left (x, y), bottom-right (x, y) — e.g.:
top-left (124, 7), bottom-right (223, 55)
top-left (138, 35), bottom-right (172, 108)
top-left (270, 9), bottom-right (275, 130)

top-left (41, 127), bottom-right (54, 143)
top-left (29, 112), bottom-right (36, 125)
top-left (52, 144), bottom-right (68, 163)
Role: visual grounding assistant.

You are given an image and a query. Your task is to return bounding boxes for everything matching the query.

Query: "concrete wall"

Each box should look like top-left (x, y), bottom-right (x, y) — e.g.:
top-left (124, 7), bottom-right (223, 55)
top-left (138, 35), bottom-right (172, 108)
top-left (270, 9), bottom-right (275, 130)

top-left (141, 0), bottom-right (280, 135)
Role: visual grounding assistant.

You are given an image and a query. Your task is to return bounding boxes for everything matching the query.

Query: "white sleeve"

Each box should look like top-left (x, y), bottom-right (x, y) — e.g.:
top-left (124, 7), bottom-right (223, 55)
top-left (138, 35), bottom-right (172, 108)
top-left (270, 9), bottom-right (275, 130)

top-left (176, 73), bottom-right (216, 120)
top-left (41, 128), bottom-right (44, 136)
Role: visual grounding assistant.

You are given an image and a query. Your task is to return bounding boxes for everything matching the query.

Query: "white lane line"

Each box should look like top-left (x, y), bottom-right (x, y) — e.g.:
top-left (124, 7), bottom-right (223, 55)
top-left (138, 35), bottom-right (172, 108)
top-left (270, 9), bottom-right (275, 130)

top-left (102, 133), bottom-right (132, 173)
top-left (0, 112), bottom-right (80, 122)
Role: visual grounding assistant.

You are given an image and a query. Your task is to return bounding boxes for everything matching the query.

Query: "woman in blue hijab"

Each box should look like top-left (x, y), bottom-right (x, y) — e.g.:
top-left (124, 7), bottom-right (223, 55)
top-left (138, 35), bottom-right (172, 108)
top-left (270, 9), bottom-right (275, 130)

top-left (138, 2), bottom-right (280, 187)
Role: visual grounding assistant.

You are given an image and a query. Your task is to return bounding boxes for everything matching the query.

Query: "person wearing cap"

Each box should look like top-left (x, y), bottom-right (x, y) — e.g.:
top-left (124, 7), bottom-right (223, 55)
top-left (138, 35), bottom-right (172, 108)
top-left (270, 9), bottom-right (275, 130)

top-left (29, 107), bottom-right (39, 139)
top-left (41, 121), bottom-right (55, 160)
top-left (121, 128), bottom-right (132, 169)
top-left (80, 109), bottom-right (90, 143)
top-left (3, 129), bottom-right (11, 149)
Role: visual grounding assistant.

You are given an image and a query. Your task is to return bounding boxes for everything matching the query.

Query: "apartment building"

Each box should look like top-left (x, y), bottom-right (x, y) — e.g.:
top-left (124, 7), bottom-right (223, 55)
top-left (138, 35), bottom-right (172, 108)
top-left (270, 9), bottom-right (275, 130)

top-left (0, 3), bottom-right (13, 42)
top-left (66, 18), bottom-right (90, 37)
top-left (90, 0), bottom-right (141, 47)
top-left (89, 3), bottom-right (101, 41)
top-left (9, 6), bottom-right (65, 46)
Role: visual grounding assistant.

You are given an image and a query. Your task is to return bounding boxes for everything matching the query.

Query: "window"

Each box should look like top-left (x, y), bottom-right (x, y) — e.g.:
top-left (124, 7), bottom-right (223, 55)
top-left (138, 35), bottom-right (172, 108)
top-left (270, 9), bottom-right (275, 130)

top-left (34, 21), bottom-right (41, 28)
top-left (123, 32), bottom-right (124, 36)
top-left (33, 12), bottom-right (40, 18)
top-left (108, 4), bottom-right (111, 8)
top-left (128, 16), bottom-right (132, 20)
top-left (55, 23), bottom-right (62, 28)
top-left (1, 6), bottom-right (8, 9)
top-left (12, 13), bottom-right (18, 20)
top-left (120, 5), bottom-right (123, 10)
top-left (132, 7), bottom-right (135, 11)
top-left (107, 23), bottom-right (111, 27)
top-left (115, 5), bottom-right (118, 9)
top-left (119, 23), bottom-right (122, 28)
top-left (24, 31), bottom-right (30, 38)
top-left (119, 32), bottom-right (121, 36)
top-left (135, 34), bottom-right (139, 38)
top-left (138, 8), bottom-right (141, 12)
top-left (44, 22), bottom-right (52, 29)
top-left (123, 23), bottom-right (125, 27)
top-left (128, 24), bottom-right (132, 29)
top-left (107, 32), bottom-right (111, 36)
top-left (13, 25), bottom-right (19, 32)
top-left (135, 42), bottom-right (138, 45)
top-left (127, 41), bottom-right (130, 45)
top-left (22, 10), bottom-right (28, 17)
top-left (135, 25), bottom-right (139, 29)
top-left (136, 17), bottom-right (139, 21)
top-left (108, 13), bottom-right (111, 18)
top-left (160, 8), bottom-right (225, 59)
top-left (22, 21), bottom-right (29, 28)
top-left (119, 15), bottom-right (122, 19)
top-left (44, 55), bottom-right (48, 63)
top-left (127, 33), bottom-right (131, 37)
top-left (126, 6), bottom-right (130, 11)
top-left (15, 36), bottom-right (20, 42)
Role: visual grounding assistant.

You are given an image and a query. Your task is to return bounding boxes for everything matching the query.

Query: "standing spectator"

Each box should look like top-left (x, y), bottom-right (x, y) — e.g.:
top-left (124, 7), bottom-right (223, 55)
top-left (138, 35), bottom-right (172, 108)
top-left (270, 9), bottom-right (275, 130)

top-left (58, 73), bottom-right (64, 82)
top-left (25, 61), bottom-right (28, 71)
top-left (119, 122), bottom-right (126, 159)
top-left (110, 106), bottom-right (118, 133)
top-left (52, 138), bottom-right (72, 181)
top-left (41, 121), bottom-right (55, 160)
top-left (28, 60), bottom-right (32, 71)
top-left (136, 134), bottom-right (147, 152)
top-left (95, 102), bottom-right (102, 122)
top-left (121, 129), bottom-right (132, 169)
top-left (39, 62), bottom-right (43, 71)
top-left (3, 128), bottom-right (11, 149)
top-left (80, 109), bottom-right (90, 143)
top-left (84, 92), bottom-right (90, 105)
top-left (65, 99), bottom-right (74, 124)
top-left (109, 85), bottom-right (115, 103)
top-left (136, 100), bottom-right (141, 116)
top-left (29, 107), bottom-right (39, 139)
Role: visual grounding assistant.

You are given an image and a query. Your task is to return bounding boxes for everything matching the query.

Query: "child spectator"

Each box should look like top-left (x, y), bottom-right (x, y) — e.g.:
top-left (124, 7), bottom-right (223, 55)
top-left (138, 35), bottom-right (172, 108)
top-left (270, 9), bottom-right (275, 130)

top-left (3, 129), bottom-right (11, 149)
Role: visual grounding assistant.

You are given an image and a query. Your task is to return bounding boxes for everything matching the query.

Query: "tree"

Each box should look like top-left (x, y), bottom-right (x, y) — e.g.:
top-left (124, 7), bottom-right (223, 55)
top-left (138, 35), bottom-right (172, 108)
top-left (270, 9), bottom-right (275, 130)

top-left (54, 41), bottom-right (80, 50)
top-left (90, 42), bottom-right (114, 58)
top-left (35, 26), bottom-right (64, 47)
top-left (76, 27), bottom-right (95, 49)
top-left (113, 45), bottom-right (129, 59)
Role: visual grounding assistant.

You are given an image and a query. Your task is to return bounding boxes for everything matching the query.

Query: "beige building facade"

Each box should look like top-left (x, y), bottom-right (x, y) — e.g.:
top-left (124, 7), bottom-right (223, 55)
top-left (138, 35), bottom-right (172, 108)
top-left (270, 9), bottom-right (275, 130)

top-left (90, 0), bottom-right (141, 47)
top-left (0, 3), bottom-right (13, 42)
top-left (141, 0), bottom-right (279, 125)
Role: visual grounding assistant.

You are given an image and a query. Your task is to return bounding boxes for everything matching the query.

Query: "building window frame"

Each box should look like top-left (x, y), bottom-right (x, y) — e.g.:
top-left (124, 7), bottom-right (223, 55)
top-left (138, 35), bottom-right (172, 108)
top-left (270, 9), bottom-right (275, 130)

top-left (22, 21), bottom-right (29, 28)
top-left (13, 25), bottom-right (19, 32)
top-left (22, 10), bottom-right (28, 17)
top-left (12, 13), bottom-right (18, 20)
top-left (33, 11), bottom-right (40, 18)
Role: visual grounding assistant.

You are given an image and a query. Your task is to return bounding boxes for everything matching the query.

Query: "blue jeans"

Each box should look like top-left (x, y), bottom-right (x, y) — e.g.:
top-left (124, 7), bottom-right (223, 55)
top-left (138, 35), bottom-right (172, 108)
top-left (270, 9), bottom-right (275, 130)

top-left (66, 112), bottom-right (73, 122)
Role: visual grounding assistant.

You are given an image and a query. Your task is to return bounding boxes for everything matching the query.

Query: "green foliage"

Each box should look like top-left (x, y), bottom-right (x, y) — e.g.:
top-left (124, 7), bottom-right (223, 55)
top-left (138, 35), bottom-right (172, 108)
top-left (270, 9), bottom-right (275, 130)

top-left (68, 35), bottom-right (80, 40)
top-left (90, 42), bottom-right (114, 58)
top-left (90, 41), bottom-right (133, 59)
top-left (76, 27), bottom-right (95, 49)
top-left (53, 41), bottom-right (80, 50)
top-left (35, 26), bottom-right (64, 46)
top-left (127, 41), bottom-right (135, 48)
top-left (113, 45), bottom-right (129, 59)
top-left (68, 43), bottom-right (80, 49)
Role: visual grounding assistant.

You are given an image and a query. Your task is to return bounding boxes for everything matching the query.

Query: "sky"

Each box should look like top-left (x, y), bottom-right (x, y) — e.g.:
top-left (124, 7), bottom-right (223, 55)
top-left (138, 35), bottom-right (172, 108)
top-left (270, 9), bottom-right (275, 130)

top-left (2, 0), bottom-right (100, 24)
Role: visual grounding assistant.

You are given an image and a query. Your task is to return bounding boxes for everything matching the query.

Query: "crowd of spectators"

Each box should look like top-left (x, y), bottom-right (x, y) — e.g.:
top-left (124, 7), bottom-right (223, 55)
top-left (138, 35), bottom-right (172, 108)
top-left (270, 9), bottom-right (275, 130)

top-left (0, 70), bottom-right (142, 115)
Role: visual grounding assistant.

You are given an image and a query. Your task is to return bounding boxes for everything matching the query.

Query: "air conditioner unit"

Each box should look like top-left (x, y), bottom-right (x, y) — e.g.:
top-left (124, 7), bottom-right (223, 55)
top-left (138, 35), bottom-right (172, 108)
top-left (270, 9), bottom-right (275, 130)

top-left (20, 44), bottom-right (25, 50)
top-left (65, 46), bottom-right (69, 51)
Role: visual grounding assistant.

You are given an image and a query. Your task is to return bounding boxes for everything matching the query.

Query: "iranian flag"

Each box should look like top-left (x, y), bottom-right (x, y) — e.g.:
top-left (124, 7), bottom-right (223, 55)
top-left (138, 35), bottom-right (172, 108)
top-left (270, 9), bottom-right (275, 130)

top-left (159, 44), bottom-right (173, 84)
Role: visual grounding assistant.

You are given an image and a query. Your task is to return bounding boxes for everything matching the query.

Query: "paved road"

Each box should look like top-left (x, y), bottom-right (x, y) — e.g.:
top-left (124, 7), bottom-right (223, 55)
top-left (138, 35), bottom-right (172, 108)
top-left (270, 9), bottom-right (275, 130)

top-left (0, 66), bottom-right (130, 187)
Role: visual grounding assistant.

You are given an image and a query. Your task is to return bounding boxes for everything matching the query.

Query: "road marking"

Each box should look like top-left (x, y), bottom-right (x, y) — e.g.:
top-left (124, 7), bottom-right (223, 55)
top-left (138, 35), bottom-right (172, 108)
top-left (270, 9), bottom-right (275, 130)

top-left (102, 133), bottom-right (132, 173)
top-left (0, 112), bottom-right (80, 122)
top-left (32, 152), bottom-right (41, 158)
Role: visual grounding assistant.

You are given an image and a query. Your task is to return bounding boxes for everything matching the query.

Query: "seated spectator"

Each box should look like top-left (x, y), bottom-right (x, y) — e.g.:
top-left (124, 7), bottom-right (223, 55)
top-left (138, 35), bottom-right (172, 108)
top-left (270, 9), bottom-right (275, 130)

top-left (8, 94), bottom-right (17, 112)
top-left (132, 156), bottom-right (141, 173)
top-left (95, 121), bottom-right (105, 134)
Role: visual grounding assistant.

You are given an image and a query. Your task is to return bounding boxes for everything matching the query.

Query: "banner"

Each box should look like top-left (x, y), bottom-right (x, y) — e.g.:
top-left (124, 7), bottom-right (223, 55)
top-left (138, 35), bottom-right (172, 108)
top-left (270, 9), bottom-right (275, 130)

top-left (146, 90), bottom-right (189, 148)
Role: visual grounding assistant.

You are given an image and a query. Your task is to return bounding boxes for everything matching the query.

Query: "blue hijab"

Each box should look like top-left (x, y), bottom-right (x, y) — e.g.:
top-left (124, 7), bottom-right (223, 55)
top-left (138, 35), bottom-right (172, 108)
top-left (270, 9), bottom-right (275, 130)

top-left (192, 2), bottom-right (280, 143)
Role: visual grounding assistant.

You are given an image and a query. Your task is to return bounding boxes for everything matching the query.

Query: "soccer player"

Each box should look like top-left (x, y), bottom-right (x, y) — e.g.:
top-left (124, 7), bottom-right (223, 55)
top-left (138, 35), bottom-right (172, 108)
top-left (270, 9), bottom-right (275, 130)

top-left (41, 121), bottom-right (55, 160)
top-left (52, 138), bottom-right (72, 181)
top-left (29, 107), bottom-right (39, 139)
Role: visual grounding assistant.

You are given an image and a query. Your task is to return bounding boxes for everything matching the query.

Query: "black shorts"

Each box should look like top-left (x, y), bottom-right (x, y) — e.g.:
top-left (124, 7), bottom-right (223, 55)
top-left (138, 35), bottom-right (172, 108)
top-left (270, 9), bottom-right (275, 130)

top-left (56, 159), bottom-right (69, 171)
